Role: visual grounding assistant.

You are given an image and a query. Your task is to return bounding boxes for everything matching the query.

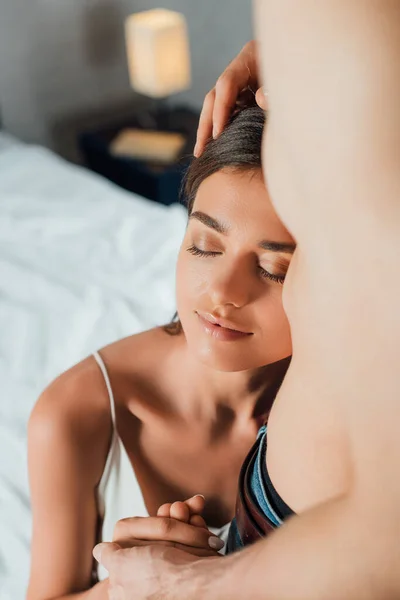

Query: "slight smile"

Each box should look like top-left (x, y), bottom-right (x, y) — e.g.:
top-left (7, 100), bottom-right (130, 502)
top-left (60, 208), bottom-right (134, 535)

top-left (196, 311), bottom-right (253, 342)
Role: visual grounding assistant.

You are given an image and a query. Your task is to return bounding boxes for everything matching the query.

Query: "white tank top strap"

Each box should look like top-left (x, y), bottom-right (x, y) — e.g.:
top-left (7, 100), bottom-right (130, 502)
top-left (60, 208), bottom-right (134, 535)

top-left (93, 350), bottom-right (121, 522)
top-left (93, 350), bottom-right (117, 427)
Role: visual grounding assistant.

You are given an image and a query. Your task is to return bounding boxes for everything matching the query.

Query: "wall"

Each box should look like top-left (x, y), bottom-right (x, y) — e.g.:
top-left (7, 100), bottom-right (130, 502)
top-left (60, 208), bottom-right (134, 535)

top-left (0, 0), bottom-right (252, 157)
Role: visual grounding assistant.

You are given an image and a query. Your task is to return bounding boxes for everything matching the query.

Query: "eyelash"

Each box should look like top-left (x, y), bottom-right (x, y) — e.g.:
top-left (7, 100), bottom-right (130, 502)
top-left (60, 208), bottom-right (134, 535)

top-left (186, 245), bottom-right (285, 285)
top-left (258, 267), bottom-right (285, 285)
top-left (186, 245), bottom-right (221, 258)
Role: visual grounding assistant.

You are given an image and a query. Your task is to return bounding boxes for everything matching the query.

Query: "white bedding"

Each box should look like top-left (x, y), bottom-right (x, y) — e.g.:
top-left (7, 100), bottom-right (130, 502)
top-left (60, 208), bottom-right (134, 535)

top-left (0, 133), bottom-right (187, 599)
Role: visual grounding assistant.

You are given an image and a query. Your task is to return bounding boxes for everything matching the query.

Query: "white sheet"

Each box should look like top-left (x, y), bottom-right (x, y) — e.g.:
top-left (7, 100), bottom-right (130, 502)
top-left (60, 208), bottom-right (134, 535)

top-left (0, 133), bottom-right (187, 600)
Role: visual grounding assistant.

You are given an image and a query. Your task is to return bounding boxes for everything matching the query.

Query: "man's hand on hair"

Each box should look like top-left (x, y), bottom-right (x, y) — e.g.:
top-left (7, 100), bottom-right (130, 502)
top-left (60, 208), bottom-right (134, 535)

top-left (194, 41), bottom-right (267, 157)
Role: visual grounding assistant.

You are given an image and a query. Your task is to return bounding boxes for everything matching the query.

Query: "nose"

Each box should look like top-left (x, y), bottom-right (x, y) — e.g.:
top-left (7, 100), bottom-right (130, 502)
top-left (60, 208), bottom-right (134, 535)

top-left (208, 260), bottom-right (252, 309)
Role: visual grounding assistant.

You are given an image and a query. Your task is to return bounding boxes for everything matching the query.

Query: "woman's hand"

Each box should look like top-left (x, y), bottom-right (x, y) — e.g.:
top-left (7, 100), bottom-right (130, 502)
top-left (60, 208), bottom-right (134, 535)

top-left (194, 40), bottom-right (267, 157)
top-left (157, 494), bottom-right (208, 529)
top-left (111, 496), bottom-right (224, 558)
top-left (94, 496), bottom-right (225, 597)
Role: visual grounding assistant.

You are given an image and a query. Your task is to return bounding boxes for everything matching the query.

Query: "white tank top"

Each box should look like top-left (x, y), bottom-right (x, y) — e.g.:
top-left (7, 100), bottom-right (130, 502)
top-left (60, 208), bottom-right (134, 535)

top-left (93, 352), bottom-right (229, 581)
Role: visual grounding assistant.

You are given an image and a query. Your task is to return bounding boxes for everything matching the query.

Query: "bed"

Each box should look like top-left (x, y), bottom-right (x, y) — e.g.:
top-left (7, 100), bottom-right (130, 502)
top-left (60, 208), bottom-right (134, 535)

top-left (0, 132), bottom-right (187, 599)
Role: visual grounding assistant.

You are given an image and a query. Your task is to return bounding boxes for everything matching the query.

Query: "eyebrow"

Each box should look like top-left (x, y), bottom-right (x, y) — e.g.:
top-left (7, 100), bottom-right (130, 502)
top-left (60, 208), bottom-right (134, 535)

top-left (190, 210), bottom-right (296, 254)
top-left (189, 211), bottom-right (228, 234)
top-left (258, 240), bottom-right (296, 254)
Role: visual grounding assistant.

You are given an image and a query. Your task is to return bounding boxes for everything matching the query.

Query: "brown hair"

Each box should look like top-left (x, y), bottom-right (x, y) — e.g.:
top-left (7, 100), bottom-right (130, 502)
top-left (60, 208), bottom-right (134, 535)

top-left (164, 105), bottom-right (266, 335)
top-left (185, 105), bottom-right (265, 214)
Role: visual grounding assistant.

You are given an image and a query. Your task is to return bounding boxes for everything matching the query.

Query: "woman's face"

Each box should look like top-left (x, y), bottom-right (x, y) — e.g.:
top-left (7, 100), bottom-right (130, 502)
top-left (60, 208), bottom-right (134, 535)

top-left (176, 168), bottom-right (294, 372)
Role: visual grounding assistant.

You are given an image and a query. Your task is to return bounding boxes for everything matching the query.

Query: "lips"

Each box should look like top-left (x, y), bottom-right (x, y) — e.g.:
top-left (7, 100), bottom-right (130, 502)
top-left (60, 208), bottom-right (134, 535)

top-left (196, 311), bottom-right (253, 342)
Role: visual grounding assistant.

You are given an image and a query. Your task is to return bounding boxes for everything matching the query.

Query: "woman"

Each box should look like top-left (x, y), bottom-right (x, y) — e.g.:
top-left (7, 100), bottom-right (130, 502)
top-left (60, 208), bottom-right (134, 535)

top-left (27, 105), bottom-right (295, 600)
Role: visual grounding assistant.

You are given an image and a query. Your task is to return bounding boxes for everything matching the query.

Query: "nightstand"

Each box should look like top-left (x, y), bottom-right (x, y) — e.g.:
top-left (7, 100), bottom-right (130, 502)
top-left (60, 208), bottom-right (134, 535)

top-left (78, 106), bottom-right (199, 206)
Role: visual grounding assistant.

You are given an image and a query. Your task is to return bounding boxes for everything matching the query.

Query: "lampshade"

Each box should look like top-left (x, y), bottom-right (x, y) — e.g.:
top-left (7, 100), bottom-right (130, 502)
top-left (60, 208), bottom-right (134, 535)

top-left (125, 9), bottom-right (191, 98)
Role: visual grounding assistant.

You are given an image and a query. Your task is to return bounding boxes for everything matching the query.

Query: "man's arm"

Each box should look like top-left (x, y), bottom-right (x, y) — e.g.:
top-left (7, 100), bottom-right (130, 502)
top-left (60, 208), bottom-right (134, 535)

top-left (95, 494), bottom-right (398, 600)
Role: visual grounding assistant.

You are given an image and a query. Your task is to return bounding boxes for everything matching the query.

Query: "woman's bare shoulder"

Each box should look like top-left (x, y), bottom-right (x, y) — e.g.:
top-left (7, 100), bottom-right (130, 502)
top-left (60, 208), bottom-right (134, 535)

top-left (30, 326), bottom-right (182, 450)
top-left (29, 355), bottom-right (113, 485)
top-left (34, 355), bottom-right (110, 426)
top-left (98, 326), bottom-right (184, 415)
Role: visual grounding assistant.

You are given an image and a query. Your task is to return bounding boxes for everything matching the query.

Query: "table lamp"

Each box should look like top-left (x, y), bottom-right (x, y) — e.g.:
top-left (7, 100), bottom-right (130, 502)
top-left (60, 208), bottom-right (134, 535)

top-left (111, 9), bottom-right (192, 164)
top-left (125, 8), bottom-right (191, 98)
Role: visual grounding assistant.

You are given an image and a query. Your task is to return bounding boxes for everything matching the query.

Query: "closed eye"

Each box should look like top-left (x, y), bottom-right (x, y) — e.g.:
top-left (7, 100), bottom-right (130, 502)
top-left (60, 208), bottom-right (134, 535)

top-left (187, 245), bottom-right (286, 284)
top-left (258, 266), bottom-right (285, 284)
top-left (186, 245), bottom-right (221, 258)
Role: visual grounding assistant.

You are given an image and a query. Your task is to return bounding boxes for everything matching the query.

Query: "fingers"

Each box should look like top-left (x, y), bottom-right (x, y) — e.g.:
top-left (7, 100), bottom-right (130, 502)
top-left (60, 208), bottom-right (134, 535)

top-left (255, 87), bottom-right (268, 111)
top-left (157, 503), bottom-right (172, 518)
top-left (212, 70), bottom-right (245, 139)
top-left (114, 537), bottom-right (218, 558)
top-left (195, 41), bottom-right (259, 157)
top-left (93, 542), bottom-right (121, 571)
top-left (190, 514), bottom-right (207, 529)
top-left (183, 494), bottom-right (205, 517)
top-left (194, 88), bottom-right (215, 157)
top-left (169, 501), bottom-right (191, 522)
top-left (157, 495), bottom-right (205, 523)
top-left (212, 41), bottom-right (259, 139)
top-left (113, 516), bottom-right (223, 551)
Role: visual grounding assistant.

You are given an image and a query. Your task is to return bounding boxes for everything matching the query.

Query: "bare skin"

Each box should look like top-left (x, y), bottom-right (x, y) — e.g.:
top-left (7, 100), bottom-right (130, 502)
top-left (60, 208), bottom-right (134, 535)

top-left (27, 169), bottom-right (293, 600)
top-left (94, 1), bottom-right (400, 599)
top-left (194, 41), bottom-right (266, 156)
top-left (195, 38), bottom-right (350, 512)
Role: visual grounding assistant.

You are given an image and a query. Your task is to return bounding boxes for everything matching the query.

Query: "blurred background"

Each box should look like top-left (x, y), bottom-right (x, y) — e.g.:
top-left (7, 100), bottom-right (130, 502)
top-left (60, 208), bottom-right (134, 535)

top-left (0, 0), bottom-right (252, 160)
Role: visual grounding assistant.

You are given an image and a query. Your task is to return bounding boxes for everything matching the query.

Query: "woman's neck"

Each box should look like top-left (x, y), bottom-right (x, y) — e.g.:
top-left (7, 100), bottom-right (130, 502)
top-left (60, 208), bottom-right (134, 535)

top-left (177, 346), bottom-right (290, 427)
